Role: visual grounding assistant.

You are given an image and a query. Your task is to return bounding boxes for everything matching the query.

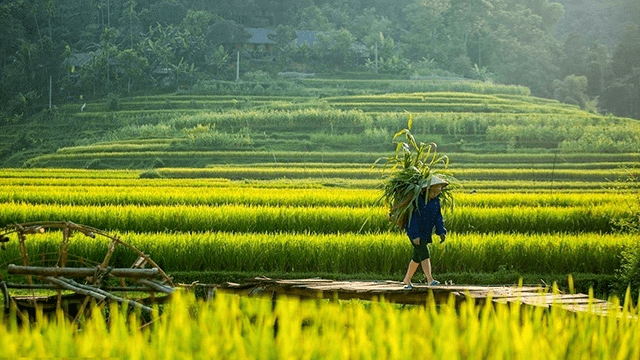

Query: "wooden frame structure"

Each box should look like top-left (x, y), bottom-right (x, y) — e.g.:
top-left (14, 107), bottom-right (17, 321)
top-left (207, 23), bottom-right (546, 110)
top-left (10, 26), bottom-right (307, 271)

top-left (0, 221), bottom-right (174, 321)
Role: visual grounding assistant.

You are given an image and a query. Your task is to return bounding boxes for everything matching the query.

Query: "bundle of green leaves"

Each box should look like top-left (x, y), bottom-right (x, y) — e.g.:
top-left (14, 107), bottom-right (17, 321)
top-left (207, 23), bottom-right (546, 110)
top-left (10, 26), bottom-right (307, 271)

top-left (377, 115), bottom-right (455, 230)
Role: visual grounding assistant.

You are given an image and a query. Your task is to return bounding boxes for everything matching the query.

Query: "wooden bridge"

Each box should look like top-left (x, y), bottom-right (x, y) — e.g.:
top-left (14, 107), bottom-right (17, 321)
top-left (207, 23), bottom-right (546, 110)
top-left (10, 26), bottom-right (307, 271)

top-left (212, 277), bottom-right (615, 316)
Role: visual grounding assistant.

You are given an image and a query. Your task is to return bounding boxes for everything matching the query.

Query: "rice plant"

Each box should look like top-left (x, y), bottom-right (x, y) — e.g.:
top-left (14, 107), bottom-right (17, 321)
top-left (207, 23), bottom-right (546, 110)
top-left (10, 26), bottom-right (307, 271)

top-left (0, 291), bottom-right (638, 359)
top-left (1, 231), bottom-right (631, 275)
top-left (0, 184), bottom-right (630, 208)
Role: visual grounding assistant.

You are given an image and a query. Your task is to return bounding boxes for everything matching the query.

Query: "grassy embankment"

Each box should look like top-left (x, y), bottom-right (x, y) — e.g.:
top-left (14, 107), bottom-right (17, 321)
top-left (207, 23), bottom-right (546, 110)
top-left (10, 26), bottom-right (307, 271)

top-left (2, 78), bottom-right (637, 168)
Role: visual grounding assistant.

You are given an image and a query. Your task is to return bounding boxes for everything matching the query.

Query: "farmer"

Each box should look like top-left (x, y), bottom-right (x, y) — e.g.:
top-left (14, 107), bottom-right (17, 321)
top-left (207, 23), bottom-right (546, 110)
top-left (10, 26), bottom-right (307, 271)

top-left (402, 175), bottom-right (448, 290)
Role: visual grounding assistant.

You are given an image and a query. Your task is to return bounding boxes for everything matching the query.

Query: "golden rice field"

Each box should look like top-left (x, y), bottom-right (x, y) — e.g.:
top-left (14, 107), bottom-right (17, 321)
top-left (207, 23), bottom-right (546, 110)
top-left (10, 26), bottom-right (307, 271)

top-left (0, 183), bottom-right (630, 207)
top-left (0, 167), bottom-right (636, 277)
top-left (0, 162), bottom-right (638, 359)
top-left (0, 230), bottom-right (632, 275)
top-left (5, 82), bottom-right (640, 359)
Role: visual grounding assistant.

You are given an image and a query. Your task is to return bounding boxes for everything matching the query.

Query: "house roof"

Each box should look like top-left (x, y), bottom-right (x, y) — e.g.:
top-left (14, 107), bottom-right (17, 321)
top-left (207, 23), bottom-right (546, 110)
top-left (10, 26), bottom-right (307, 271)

top-left (247, 28), bottom-right (365, 55)
top-left (293, 30), bottom-right (321, 46)
top-left (248, 28), bottom-right (276, 44)
top-left (247, 28), bottom-right (322, 47)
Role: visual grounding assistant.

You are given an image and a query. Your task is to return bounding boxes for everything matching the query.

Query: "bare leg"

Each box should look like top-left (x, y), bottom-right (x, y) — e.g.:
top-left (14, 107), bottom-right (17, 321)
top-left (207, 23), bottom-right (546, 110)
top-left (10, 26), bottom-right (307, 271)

top-left (420, 258), bottom-right (435, 284)
top-left (402, 260), bottom-right (420, 285)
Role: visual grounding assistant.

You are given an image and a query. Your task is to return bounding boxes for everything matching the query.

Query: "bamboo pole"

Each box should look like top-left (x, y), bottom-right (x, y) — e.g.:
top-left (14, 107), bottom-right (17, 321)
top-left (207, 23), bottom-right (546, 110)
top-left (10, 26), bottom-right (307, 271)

top-left (47, 277), bottom-right (153, 314)
top-left (137, 279), bottom-right (174, 294)
top-left (1, 281), bottom-right (9, 311)
top-left (3, 282), bottom-right (154, 292)
top-left (8, 265), bottom-right (159, 278)
top-left (44, 277), bottom-right (107, 302)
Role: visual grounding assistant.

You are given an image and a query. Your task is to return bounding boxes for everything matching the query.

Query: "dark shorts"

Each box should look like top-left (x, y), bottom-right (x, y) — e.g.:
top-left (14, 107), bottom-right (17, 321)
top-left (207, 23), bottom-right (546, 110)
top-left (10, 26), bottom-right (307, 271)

top-left (410, 237), bottom-right (431, 262)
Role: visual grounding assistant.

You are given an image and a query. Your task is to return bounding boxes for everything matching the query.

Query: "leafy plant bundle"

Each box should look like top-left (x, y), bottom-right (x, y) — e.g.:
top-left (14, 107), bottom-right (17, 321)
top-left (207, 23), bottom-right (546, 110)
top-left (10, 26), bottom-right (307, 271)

top-left (376, 115), bottom-right (455, 229)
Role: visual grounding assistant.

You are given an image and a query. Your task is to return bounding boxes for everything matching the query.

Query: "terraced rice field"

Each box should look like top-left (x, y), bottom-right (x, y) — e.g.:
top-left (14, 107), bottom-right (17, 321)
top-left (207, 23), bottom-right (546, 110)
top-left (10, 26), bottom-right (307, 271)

top-left (1, 163), bottom-right (636, 280)
top-left (2, 83), bottom-right (639, 358)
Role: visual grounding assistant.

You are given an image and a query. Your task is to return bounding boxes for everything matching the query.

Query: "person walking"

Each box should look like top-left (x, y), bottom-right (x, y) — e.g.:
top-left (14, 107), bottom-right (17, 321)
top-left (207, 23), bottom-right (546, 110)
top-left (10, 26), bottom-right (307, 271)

top-left (402, 176), bottom-right (448, 290)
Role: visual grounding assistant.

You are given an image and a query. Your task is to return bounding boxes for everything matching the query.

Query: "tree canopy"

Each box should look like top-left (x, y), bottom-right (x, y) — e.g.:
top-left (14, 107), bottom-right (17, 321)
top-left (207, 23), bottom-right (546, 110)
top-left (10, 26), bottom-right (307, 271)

top-left (1, 0), bottom-right (638, 120)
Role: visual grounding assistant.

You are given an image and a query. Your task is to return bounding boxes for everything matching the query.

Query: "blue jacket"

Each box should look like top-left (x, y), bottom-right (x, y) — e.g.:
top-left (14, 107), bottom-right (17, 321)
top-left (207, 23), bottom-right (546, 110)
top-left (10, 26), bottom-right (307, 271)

top-left (405, 196), bottom-right (446, 243)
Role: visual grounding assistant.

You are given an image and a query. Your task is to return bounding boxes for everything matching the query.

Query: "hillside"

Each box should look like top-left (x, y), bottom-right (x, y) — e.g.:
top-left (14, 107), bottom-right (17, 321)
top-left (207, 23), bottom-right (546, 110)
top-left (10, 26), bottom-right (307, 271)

top-left (1, 78), bottom-right (639, 169)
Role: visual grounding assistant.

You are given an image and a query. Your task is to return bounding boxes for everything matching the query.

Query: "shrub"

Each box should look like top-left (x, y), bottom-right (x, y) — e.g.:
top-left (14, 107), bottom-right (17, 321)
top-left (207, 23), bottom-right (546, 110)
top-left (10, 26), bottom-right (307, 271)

top-left (617, 244), bottom-right (640, 300)
top-left (150, 157), bottom-right (165, 168)
top-left (176, 124), bottom-right (253, 149)
top-left (252, 84), bottom-right (265, 95)
top-left (84, 158), bottom-right (105, 169)
top-left (615, 167), bottom-right (640, 299)
top-left (243, 70), bottom-right (272, 83)
top-left (139, 169), bottom-right (163, 178)
top-left (106, 93), bottom-right (120, 111)
top-left (363, 127), bottom-right (390, 145)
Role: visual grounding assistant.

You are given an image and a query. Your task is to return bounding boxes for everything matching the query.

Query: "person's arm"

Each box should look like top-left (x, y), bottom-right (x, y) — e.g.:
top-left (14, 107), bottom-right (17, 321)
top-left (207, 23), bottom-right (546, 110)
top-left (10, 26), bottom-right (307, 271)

top-left (433, 198), bottom-right (446, 242)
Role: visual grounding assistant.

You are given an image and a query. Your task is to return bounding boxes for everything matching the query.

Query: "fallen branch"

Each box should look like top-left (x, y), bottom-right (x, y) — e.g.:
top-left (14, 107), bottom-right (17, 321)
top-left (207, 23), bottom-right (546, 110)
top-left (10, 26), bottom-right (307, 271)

top-left (8, 264), bottom-right (159, 278)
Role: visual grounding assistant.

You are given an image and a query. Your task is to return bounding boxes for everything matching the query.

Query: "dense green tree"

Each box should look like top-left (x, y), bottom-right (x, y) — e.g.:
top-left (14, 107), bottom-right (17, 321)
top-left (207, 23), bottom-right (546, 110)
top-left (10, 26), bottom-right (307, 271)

top-left (398, 0), bottom-right (563, 93)
top-left (599, 24), bottom-right (640, 118)
top-left (400, 0), bottom-right (450, 64)
top-left (553, 74), bottom-right (588, 108)
top-left (445, 0), bottom-right (493, 68)
top-left (269, 24), bottom-right (298, 50)
top-left (178, 10), bottom-right (217, 69)
top-left (140, 24), bottom-right (184, 88)
top-left (600, 80), bottom-right (637, 118)
top-left (116, 48), bottom-right (150, 93)
top-left (181, 9), bottom-right (217, 38)
top-left (0, 1), bottom-right (69, 115)
top-left (585, 42), bottom-right (611, 97)
top-left (611, 24), bottom-right (640, 79)
top-left (144, 0), bottom-right (188, 28)
top-left (352, 8), bottom-right (395, 60)
top-left (298, 6), bottom-right (333, 31)
top-left (206, 45), bottom-right (230, 77)
top-left (319, 1), bottom-right (351, 30)
top-left (1, 0), bottom-right (640, 119)
top-left (560, 33), bottom-right (588, 78)
top-left (268, 24), bottom-right (298, 70)
top-left (78, 27), bottom-right (120, 97)
top-left (480, 1), bottom-right (561, 96)
top-left (0, 4), bottom-right (27, 112)
top-left (315, 28), bottom-right (357, 69)
top-left (119, 0), bottom-right (143, 50)
top-left (518, 0), bottom-right (564, 31)
top-left (205, 19), bottom-right (251, 47)
top-left (586, 61), bottom-right (604, 98)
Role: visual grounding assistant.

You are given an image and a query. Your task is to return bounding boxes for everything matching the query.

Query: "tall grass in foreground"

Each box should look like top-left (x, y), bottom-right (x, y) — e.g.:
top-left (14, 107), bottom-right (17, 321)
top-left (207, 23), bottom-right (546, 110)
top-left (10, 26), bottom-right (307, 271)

top-left (1, 291), bottom-right (638, 359)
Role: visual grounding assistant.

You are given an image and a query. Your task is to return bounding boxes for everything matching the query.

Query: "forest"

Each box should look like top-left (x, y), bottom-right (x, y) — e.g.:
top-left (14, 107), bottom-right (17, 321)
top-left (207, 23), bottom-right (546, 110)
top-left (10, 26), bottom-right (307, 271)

top-left (0, 0), bottom-right (639, 121)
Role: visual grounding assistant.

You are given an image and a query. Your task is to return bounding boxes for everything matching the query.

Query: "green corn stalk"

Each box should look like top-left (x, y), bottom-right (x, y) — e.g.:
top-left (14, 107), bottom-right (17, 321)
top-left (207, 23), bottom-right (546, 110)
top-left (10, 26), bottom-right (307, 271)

top-left (376, 114), bottom-right (456, 229)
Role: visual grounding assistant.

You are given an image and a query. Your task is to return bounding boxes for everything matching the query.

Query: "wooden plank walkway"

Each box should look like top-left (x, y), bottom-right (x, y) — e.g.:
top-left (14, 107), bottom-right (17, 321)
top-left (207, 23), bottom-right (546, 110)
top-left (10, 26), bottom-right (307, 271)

top-left (213, 277), bottom-right (615, 316)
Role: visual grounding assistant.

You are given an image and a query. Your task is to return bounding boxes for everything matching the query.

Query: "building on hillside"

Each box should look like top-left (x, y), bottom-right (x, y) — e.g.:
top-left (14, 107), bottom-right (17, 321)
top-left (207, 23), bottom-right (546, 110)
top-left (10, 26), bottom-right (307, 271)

top-left (240, 29), bottom-right (323, 49)
top-left (293, 30), bottom-right (321, 47)
top-left (246, 28), bottom-right (276, 51)
top-left (235, 27), bottom-right (372, 72)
